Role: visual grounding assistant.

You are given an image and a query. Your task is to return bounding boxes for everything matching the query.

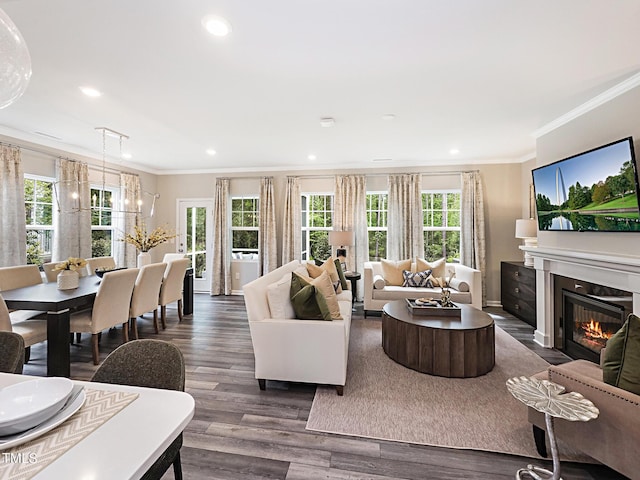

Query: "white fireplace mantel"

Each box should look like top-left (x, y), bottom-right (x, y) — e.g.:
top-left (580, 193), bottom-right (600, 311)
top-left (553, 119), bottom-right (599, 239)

top-left (521, 246), bottom-right (640, 348)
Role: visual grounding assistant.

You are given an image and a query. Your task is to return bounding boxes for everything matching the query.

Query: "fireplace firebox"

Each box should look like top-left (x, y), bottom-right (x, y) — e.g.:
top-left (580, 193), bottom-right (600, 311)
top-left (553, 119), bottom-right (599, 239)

top-left (562, 290), bottom-right (626, 363)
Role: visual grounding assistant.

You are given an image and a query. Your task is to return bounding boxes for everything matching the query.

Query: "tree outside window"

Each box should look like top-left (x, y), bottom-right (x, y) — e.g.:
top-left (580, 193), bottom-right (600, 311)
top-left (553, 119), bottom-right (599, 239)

top-left (366, 192), bottom-right (387, 260)
top-left (24, 176), bottom-right (54, 265)
top-left (301, 194), bottom-right (333, 261)
top-left (422, 191), bottom-right (461, 262)
top-left (231, 197), bottom-right (259, 256)
top-left (91, 187), bottom-right (116, 257)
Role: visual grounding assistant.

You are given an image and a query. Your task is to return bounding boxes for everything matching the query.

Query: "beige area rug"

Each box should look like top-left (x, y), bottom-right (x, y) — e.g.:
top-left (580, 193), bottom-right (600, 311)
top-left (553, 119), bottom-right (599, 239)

top-left (307, 318), bottom-right (591, 461)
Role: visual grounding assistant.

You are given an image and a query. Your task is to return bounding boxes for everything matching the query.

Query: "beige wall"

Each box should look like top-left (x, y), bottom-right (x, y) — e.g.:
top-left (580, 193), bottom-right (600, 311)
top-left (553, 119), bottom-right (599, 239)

top-left (155, 163), bottom-right (524, 304)
top-left (9, 134), bottom-right (526, 303)
top-left (534, 85), bottom-right (640, 255)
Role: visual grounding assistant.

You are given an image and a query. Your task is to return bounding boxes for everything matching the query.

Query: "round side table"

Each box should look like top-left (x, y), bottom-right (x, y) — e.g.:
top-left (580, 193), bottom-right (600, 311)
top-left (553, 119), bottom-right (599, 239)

top-left (506, 376), bottom-right (599, 480)
top-left (344, 271), bottom-right (361, 308)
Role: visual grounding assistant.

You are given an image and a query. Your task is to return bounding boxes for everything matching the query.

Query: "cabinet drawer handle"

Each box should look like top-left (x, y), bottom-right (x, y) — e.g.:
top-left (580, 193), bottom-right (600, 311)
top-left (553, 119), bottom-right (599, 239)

top-left (514, 287), bottom-right (519, 293)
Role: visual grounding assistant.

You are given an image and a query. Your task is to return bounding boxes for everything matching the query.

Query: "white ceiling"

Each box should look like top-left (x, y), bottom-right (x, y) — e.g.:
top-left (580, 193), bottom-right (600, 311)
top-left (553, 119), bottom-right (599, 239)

top-left (1, 0), bottom-right (640, 174)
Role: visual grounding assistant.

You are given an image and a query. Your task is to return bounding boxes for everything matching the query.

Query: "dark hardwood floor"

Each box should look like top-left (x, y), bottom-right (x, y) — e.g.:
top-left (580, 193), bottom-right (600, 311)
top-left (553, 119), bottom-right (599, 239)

top-left (22, 296), bottom-right (626, 480)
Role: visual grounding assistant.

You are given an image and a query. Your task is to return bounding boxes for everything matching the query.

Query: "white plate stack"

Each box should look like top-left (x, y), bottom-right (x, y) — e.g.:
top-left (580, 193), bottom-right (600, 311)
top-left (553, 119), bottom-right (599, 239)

top-left (0, 377), bottom-right (85, 449)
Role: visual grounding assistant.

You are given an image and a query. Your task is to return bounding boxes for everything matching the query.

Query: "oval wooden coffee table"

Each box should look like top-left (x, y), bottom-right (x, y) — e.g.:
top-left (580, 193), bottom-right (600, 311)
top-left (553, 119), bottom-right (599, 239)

top-left (382, 300), bottom-right (495, 378)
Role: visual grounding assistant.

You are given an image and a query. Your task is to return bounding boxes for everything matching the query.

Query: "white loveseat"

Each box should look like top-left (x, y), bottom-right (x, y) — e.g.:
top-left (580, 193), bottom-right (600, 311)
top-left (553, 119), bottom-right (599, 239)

top-left (243, 260), bottom-right (352, 395)
top-left (363, 261), bottom-right (482, 315)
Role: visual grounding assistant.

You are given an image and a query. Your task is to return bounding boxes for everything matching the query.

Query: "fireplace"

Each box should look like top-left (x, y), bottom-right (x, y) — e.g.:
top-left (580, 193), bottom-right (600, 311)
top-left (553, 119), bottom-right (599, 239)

top-left (562, 290), bottom-right (626, 362)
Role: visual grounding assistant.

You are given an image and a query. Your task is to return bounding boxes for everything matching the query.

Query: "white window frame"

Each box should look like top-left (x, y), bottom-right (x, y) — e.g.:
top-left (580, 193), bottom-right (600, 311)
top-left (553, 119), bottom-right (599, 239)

top-left (231, 196), bottom-right (259, 255)
top-left (366, 191), bottom-right (388, 261)
top-left (90, 185), bottom-right (118, 257)
top-left (422, 189), bottom-right (461, 262)
top-left (301, 192), bottom-right (333, 261)
top-left (24, 174), bottom-right (55, 262)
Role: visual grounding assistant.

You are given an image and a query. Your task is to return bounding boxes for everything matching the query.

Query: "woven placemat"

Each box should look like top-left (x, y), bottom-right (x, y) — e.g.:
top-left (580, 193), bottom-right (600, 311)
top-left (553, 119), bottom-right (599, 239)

top-left (0, 388), bottom-right (138, 480)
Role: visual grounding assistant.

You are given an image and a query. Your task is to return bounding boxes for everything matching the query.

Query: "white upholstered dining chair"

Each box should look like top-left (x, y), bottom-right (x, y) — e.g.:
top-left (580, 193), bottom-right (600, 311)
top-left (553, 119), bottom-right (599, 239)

top-left (85, 256), bottom-right (116, 276)
top-left (0, 293), bottom-right (47, 363)
top-left (70, 268), bottom-right (139, 365)
top-left (0, 264), bottom-right (45, 322)
top-left (158, 258), bottom-right (189, 329)
top-left (129, 262), bottom-right (167, 338)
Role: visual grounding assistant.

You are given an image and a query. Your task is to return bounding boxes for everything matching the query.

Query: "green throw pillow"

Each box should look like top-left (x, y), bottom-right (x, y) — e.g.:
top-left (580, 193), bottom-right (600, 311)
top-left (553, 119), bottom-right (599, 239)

top-left (289, 272), bottom-right (332, 321)
top-left (334, 259), bottom-right (349, 291)
top-left (602, 313), bottom-right (640, 395)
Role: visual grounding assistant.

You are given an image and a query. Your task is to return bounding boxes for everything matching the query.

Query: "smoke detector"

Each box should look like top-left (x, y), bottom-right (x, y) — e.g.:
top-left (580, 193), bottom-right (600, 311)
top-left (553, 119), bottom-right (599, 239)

top-left (320, 117), bottom-right (335, 128)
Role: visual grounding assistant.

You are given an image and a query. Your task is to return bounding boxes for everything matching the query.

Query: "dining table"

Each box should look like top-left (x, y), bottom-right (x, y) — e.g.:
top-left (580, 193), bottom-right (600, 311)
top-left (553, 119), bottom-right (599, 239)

top-left (2, 276), bottom-right (101, 377)
top-left (0, 372), bottom-right (195, 480)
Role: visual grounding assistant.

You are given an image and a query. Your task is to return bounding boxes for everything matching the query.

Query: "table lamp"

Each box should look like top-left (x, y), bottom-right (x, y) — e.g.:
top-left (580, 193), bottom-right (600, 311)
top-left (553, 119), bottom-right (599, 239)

top-left (328, 230), bottom-right (354, 271)
top-left (515, 218), bottom-right (538, 267)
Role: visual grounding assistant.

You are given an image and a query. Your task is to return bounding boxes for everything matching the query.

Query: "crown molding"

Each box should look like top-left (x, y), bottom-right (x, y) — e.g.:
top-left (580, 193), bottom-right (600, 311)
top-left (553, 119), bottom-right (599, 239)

top-left (532, 71), bottom-right (640, 139)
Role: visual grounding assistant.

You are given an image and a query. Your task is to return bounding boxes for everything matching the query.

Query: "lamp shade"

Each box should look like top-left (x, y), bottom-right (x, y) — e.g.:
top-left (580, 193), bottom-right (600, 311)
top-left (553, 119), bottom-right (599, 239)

top-left (328, 230), bottom-right (354, 247)
top-left (515, 219), bottom-right (537, 239)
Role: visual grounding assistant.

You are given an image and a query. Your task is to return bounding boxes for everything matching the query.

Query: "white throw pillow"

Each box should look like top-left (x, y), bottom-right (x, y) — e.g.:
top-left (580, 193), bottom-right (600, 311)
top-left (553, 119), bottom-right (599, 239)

top-left (373, 274), bottom-right (386, 289)
top-left (266, 273), bottom-right (296, 319)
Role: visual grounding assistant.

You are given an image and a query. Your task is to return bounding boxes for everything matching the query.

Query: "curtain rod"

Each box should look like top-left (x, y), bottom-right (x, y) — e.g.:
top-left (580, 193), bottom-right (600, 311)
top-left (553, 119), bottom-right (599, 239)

top-left (289, 170), bottom-right (479, 180)
top-left (0, 140), bottom-right (135, 176)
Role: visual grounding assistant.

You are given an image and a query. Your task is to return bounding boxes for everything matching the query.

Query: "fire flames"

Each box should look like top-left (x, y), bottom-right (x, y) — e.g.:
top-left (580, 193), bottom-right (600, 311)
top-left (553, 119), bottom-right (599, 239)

top-left (581, 319), bottom-right (611, 340)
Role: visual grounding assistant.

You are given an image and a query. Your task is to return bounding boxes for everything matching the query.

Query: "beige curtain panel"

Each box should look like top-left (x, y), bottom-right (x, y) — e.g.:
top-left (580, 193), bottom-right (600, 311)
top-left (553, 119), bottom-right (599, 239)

top-left (387, 173), bottom-right (424, 261)
top-left (53, 158), bottom-right (91, 261)
top-left (115, 173), bottom-right (141, 268)
top-left (334, 175), bottom-right (367, 299)
top-left (211, 178), bottom-right (231, 295)
top-left (282, 176), bottom-right (301, 264)
top-left (0, 145), bottom-right (27, 266)
top-left (259, 176), bottom-right (277, 274)
top-left (461, 171), bottom-right (487, 306)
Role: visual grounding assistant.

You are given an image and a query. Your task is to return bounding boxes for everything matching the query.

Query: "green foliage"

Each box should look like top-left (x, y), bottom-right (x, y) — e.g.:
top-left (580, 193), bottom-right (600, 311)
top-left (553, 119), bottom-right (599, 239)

top-left (26, 230), bottom-right (43, 265)
top-left (368, 231), bottom-right (387, 260)
top-left (309, 231), bottom-right (331, 260)
top-left (567, 182), bottom-right (591, 210)
top-left (91, 231), bottom-right (112, 257)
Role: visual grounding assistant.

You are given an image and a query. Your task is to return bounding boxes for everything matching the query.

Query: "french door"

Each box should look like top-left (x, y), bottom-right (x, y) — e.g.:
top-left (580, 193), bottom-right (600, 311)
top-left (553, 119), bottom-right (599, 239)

top-left (177, 199), bottom-right (213, 292)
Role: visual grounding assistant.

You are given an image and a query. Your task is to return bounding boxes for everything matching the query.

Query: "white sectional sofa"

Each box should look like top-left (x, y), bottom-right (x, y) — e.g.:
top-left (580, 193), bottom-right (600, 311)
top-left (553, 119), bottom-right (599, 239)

top-left (363, 261), bottom-right (482, 315)
top-left (242, 260), bottom-right (352, 395)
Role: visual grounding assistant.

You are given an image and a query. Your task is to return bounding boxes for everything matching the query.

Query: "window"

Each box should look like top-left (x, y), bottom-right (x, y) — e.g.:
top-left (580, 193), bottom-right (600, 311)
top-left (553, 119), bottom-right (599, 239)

top-left (231, 196), bottom-right (259, 256)
top-left (366, 192), bottom-right (387, 261)
top-left (422, 191), bottom-right (461, 262)
top-left (301, 194), bottom-right (333, 260)
top-left (91, 187), bottom-right (117, 257)
top-left (24, 175), bottom-right (54, 265)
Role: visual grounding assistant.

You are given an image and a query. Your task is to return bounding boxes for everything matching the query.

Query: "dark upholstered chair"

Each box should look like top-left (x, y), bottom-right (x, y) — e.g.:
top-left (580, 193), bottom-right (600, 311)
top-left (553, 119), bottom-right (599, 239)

top-left (0, 331), bottom-right (25, 373)
top-left (91, 340), bottom-right (186, 480)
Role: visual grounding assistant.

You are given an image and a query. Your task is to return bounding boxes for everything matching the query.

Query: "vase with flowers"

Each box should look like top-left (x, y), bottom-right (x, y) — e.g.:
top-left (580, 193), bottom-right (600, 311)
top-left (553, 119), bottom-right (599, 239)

top-left (122, 224), bottom-right (177, 267)
top-left (53, 257), bottom-right (87, 290)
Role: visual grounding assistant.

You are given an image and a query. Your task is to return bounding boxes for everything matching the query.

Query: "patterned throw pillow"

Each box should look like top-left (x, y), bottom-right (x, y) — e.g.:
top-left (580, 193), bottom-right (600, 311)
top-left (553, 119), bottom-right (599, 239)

top-left (402, 269), bottom-right (433, 288)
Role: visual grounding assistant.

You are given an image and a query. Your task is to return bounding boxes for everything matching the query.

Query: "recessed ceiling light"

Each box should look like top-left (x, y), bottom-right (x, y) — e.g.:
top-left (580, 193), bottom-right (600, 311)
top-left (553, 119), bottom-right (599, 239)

top-left (80, 86), bottom-right (102, 97)
top-left (308, 154), bottom-right (317, 161)
top-left (202, 15), bottom-right (232, 37)
top-left (206, 149), bottom-right (216, 156)
top-left (449, 148), bottom-right (460, 155)
top-left (382, 114), bottom-right (396, 121)
top-left (320, 117), bottom-right (335, 128)
top-left (121, 152), bottom-right (132, 160)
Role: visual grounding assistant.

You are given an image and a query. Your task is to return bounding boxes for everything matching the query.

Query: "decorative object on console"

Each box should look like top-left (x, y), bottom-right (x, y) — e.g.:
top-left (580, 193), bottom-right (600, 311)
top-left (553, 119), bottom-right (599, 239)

top-left (515, 218), bottom-right (537, 267)
top-left (328, 230), bottom-right (354, 271)
top-left (122, 224), bottom-right (176, 253)
top-left (53, 257), bottom-right (87, 290)
top-left (439, 273), bottom-right (455, 307)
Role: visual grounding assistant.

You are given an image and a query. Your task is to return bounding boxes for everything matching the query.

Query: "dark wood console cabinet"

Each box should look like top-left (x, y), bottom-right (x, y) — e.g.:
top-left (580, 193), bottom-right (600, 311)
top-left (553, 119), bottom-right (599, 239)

top-left (501, 261), bottom-right (536, 327)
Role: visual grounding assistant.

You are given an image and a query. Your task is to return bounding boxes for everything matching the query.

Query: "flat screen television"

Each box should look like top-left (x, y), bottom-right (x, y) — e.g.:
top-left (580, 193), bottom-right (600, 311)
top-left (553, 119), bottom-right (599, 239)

top-left (532, 137), bottom-right (640, 232)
